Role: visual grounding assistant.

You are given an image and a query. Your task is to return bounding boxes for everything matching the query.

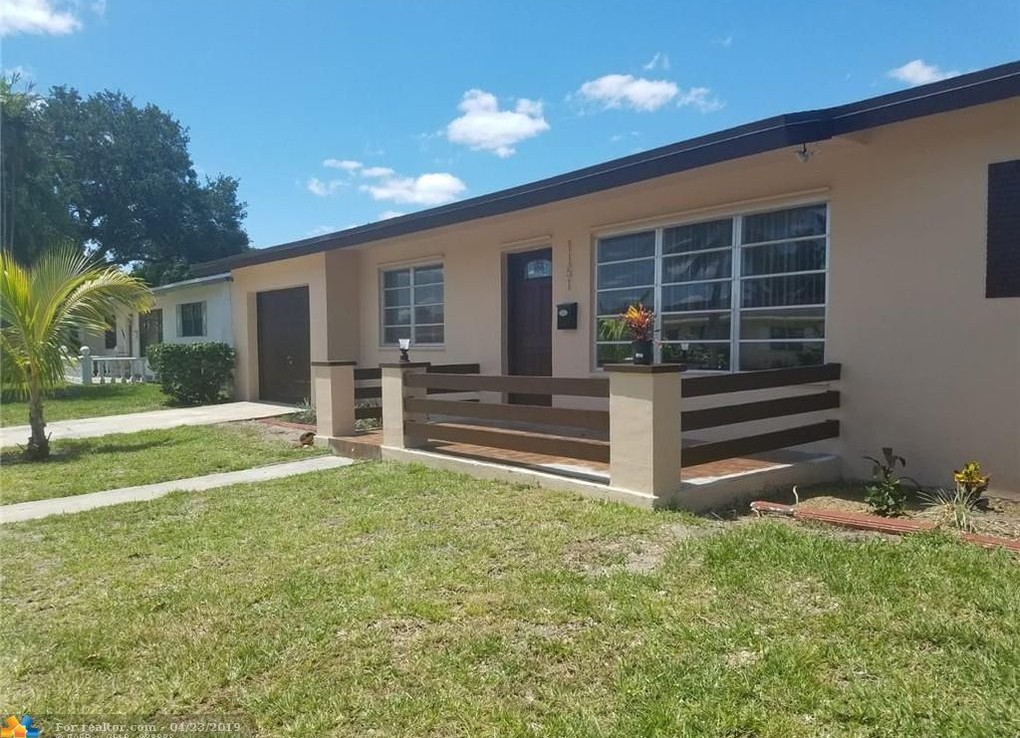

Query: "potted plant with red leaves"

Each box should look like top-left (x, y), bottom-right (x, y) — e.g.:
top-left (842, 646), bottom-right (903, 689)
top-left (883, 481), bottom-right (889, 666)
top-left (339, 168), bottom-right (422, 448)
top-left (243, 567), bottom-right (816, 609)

top-left (601, 303), bottom-right (656, 365)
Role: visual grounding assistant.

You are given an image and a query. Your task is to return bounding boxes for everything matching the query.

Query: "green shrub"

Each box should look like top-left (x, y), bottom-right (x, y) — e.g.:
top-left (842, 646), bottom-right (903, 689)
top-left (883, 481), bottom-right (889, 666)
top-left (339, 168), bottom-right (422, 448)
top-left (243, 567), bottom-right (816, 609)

top-left (147, 342), bottom-right (235, 405)
top-left (863, 446), bottom-right (918, 517)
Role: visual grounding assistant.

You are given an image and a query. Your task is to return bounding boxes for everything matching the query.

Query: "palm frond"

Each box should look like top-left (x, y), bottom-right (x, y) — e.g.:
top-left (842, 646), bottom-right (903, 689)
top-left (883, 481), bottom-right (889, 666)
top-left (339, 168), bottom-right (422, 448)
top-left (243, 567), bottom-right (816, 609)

top-left (0, 246), bottom-right (154, 396)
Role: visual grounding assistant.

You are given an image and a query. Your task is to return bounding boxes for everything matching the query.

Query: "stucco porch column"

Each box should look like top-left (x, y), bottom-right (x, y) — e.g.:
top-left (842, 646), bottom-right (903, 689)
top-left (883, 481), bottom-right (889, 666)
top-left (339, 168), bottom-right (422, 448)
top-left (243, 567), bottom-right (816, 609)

top-left (311, 360), bottom-right (357, 439)
top-left (380, 362), bottom-right (431, 449)
top-left (604, 364), bottom-right (684, 501)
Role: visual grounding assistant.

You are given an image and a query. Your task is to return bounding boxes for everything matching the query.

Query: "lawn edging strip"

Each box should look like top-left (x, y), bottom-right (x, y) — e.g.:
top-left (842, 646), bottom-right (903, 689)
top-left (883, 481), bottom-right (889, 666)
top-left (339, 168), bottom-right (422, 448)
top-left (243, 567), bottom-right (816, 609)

top-left (0, 455), bottom-right (355, 524)
top-left (751, 500), bottom-right (1020, 552)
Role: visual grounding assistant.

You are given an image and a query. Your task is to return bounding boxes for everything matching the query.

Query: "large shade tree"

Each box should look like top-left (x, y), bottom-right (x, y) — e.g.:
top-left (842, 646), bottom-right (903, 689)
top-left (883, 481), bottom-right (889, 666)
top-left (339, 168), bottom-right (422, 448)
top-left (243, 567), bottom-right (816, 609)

top-left (0, 77), bottom-right (250, 283)
top-left (1, 247), bottom-right (153, 459)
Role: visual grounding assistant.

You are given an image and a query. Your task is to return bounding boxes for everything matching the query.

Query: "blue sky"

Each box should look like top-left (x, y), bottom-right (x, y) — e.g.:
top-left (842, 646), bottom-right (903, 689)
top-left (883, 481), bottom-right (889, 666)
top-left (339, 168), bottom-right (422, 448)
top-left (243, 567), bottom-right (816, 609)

top-left (4, 0), bottom-right (1019, 250)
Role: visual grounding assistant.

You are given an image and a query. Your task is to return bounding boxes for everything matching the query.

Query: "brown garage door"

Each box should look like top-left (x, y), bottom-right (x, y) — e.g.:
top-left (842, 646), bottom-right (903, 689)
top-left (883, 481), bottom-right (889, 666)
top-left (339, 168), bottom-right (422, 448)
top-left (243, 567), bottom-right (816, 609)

top-left (256, 286), bottom-right (310, 404)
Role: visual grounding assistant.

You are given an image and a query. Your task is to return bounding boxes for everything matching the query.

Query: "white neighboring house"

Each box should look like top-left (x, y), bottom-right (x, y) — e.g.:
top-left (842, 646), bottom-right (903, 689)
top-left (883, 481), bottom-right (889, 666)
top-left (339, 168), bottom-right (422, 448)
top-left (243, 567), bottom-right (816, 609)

top-left (75, 274), bottom-right (233, 378)
top-left (134, 273), bottom-right (234, 355)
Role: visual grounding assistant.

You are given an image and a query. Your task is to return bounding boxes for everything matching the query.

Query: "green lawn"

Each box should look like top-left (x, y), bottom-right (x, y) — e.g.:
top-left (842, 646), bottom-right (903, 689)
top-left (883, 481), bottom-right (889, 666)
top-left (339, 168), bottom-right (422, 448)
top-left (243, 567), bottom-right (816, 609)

top-left (1, 382), bottom-right (170, 427)
top-left (1, 463), bottom-right (1017, 737)
top-left (0, 423), bottom-right (325, 505)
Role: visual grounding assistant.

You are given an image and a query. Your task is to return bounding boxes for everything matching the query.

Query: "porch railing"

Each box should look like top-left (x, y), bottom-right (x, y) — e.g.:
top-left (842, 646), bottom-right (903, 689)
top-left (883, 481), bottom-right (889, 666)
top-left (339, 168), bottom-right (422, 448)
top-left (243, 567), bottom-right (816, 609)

top-left (680, 364), bottom-right (841, 468)
top-left (352, 363), bottom-right (481, 421)
top-left (314, 360), bottom-right (842, 504)
top-left (401, 372), bottom-right (610, 463)
top-left (73, 348), bottom-right (155, 384)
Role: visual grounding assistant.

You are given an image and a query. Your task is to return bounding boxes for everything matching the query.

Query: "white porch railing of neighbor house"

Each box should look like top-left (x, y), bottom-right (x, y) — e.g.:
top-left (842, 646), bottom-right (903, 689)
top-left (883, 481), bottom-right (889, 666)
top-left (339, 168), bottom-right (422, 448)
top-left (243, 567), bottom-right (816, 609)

top-left (70, 347), bottom-right (156, 384)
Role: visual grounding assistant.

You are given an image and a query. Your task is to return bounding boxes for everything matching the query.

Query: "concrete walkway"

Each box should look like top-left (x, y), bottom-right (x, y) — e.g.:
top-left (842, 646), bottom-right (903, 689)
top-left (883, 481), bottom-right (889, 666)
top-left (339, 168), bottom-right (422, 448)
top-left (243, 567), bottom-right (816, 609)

top-left (0, 401), bottom-right (296, 448)
top-left (0, 455), bottom-right (354, 524)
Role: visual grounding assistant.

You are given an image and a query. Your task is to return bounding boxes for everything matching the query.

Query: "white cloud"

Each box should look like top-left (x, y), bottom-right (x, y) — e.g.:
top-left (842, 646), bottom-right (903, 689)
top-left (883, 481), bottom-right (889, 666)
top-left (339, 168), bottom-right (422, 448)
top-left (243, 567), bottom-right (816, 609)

top-left (446, 89), bottom-right (550, 157)
top-left (677, 86), bottom-right (725, 113)
top-left (576, 74), bottom-right (723, 113)
top-left (323, 158), bottom-right (362, 171)
top-left (306, 225), bottom-right (337, 237)
top-left (716, 34), bottom-right (734, 48)
top-left (361, 166), bottom-right (395, 178)
top-left (306, 177), bottom-right (347, 197)
top-left (888, 59), bottom-right (959, 86)
top-left (91, 0), bottom-right (106, 18)
top-left (643, 52), bottom-right (670, 71)
top-left (378, 210), bottom-right (405, 220)
top-left (361, 171), bottom-right (466, 205)
top-left (576, 74), bottom-right (679, 112)
top-left (0, 0), bottom-right (81, 36)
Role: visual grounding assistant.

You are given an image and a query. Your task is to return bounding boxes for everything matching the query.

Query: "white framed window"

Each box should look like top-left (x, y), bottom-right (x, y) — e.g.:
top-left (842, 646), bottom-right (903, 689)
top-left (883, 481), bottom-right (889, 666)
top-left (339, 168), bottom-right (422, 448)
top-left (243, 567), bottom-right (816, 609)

top-left (595, 203), bottom-right (827, 371)
top-left (380, 263), bottom-right (444, 346)
top-left (178, 301), bottom-right (207, 338)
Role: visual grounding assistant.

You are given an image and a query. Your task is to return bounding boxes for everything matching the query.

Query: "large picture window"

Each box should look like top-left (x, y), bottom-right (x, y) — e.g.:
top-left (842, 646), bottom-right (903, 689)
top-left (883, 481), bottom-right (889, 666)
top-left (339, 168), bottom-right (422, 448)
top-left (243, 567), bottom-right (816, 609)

top-left (381, 263), bottom-right (445, 345)
top-left (595, 203), bottom-right (827, 371)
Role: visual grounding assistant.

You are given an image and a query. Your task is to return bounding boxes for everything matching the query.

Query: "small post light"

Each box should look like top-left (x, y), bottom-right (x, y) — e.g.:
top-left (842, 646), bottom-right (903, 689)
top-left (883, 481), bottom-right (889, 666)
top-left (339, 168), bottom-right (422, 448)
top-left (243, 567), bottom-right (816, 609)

top-left (398, 337), bottom-right (411, 363)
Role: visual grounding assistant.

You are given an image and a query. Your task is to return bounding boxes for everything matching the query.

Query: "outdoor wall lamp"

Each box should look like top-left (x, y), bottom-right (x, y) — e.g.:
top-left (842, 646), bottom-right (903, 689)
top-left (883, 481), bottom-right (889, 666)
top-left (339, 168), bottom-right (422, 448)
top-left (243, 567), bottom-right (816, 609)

top-left (398, 338), bottom-right (411, 363)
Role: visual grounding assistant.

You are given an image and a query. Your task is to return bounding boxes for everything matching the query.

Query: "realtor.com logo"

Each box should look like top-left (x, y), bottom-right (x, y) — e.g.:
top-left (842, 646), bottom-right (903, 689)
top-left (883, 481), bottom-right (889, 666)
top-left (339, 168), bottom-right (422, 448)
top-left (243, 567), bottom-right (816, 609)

top-left (2, 716), bottom-right (40, 738)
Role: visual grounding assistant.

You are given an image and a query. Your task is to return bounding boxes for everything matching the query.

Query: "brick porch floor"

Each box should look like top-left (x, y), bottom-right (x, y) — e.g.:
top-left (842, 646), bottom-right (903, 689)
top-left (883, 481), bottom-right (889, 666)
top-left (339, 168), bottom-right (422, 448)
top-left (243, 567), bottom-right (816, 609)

top-left (325, 428), bottom-right (782, 482)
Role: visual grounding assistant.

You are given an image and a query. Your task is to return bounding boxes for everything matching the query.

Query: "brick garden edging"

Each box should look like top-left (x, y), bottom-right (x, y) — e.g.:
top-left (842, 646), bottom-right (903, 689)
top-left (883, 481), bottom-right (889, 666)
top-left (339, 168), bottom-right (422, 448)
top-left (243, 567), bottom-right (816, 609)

top-left (750, 501), bottom-right (1020, 553)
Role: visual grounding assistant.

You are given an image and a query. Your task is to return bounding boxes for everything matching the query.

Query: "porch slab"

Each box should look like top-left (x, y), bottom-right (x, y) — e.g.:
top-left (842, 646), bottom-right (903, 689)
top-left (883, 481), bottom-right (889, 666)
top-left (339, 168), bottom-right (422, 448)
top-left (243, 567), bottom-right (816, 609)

top-left (318, 429), bottom-right (841, 512)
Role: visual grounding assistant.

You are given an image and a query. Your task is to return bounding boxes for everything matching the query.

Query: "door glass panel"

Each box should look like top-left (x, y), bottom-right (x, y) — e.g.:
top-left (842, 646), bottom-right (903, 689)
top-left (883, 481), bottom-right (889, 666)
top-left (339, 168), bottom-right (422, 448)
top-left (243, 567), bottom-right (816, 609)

top-left (525, 258), bottom-right (552, 279)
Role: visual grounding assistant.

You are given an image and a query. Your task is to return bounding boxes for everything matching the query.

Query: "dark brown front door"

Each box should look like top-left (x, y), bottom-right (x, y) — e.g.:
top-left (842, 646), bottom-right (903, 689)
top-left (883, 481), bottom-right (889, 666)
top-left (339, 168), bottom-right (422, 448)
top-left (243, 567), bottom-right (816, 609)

top-left (257, 286), bottom-right (311, 404)
top-left (506, 248), bottom-right (553, 405)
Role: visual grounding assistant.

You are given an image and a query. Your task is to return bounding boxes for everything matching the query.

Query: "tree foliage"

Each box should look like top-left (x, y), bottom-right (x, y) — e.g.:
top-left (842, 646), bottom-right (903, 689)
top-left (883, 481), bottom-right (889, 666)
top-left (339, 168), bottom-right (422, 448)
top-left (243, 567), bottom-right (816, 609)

top-left (0, 246), bottom-right (153, 459)
top-left (0, 77), bottom-right (250, 283)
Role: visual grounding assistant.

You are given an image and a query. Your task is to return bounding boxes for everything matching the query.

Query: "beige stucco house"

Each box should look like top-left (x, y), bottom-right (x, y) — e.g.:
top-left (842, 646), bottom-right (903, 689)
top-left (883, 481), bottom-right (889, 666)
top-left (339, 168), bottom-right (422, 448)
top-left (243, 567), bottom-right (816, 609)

top-left (195, 61), bottom-right (1020, 492)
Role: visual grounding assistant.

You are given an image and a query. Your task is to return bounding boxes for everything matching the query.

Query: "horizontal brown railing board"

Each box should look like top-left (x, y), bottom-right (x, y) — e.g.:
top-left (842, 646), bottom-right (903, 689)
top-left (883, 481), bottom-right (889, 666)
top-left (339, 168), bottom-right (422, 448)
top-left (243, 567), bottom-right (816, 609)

top-left (682, 363), bottom-right (842, 398)
top-left (405, 398), bottom-right (609, 432)
top-left (681, 420), bottom-right (839, 468)
top-left (404, 421), bottom-right (610, 463)
top-left (353, 367), bottom-right (381, 381)
top-left (355, 406), bottom-right (382, 420)
top-left (406, 373), bottom-right (610, 397)
top-left (429, 363), bottom-right (482, 374)
top-left (354, 363), bottom-right (480, 382)
top-left (683, 391), bottom-right (840, 431)
top-left (354, 386), bottom-right (382, 400)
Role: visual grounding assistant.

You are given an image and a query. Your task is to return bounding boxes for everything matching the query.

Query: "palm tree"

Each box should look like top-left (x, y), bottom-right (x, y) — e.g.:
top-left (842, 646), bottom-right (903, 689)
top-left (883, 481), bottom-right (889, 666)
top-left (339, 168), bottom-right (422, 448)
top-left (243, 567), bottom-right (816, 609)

top-left (1, 247), bottom-right (153, 459)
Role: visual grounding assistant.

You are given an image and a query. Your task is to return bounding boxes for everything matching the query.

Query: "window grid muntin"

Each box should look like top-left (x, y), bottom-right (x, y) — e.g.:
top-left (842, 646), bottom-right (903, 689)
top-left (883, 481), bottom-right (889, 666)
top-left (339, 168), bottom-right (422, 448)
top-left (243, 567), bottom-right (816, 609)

top-left (595, 203), bottom-right (828, 371)
top-left (381, 264), bottom-right (444, 346)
